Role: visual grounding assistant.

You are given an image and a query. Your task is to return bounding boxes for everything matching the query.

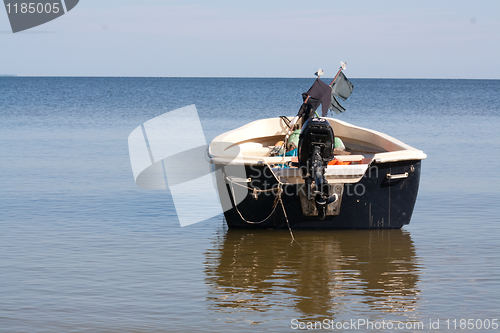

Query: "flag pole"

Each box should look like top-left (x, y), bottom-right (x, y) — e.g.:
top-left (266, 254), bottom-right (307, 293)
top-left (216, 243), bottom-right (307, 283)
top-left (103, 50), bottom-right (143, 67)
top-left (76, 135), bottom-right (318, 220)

top-left (307, 63), bottom-right (346, 117)
top-left (278, 69), bottom-right (324, 155)
top-left (287, 69), bottom-right (324, 131)
top-left (303, 68), bottom-right (323, 104)
top-left (278, 64), bottom-right (344, 154)
top-left (306, 69), bottom-right (325, 117)
top-left (329, 61), bottom-right (347, 87)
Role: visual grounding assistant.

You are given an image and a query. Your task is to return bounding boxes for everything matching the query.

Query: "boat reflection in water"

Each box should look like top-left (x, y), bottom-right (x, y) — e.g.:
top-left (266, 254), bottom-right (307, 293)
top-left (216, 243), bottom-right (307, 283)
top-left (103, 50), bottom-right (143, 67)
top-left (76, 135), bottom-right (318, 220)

top-left (205, 229), bottom-right (422, 321)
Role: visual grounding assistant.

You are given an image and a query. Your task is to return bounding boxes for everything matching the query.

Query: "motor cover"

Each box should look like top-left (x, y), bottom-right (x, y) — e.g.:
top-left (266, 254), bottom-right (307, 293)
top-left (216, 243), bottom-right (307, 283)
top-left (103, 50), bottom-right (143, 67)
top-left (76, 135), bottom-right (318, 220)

top-left (298, 118), bottom-right (335, 169)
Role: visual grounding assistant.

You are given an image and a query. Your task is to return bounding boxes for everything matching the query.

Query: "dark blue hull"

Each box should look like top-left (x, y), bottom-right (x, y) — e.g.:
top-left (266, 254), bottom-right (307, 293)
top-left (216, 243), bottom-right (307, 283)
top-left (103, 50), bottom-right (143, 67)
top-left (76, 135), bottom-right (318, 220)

top-left (217, 160), bottom-right (422, 229)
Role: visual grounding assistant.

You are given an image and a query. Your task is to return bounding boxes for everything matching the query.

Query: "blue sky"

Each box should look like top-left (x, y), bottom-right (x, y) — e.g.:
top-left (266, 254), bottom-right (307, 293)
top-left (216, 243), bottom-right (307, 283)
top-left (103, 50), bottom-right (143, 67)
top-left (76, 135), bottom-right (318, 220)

top-left (1, 0), bottom-right (499, 78)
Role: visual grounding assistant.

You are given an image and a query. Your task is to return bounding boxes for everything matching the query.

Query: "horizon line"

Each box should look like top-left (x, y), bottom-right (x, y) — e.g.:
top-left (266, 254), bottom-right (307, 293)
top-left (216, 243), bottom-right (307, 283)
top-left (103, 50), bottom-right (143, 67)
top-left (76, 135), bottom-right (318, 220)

top-left (2, 75), bottom-right (499, 80)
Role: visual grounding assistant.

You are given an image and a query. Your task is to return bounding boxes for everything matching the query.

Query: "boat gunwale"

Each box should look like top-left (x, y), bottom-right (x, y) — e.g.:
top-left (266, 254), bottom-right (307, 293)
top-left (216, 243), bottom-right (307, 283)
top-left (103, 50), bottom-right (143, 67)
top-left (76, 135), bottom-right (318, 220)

top-left (208, 117), bottom-right (427, 166)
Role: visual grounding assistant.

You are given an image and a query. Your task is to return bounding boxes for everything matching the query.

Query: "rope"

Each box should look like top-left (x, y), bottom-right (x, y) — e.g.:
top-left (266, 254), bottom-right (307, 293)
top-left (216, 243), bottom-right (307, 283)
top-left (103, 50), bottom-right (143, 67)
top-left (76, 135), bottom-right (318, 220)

top-left (279, 195), bottom-right (299, 245)
top-left (224, 175), bottom-right (275, 193)
top-left (263, 155), bottom-right (299, 244)
top-left (225, 173), bottom-right (280, 224)
top-left (223, 155), bottom-right (298, 243)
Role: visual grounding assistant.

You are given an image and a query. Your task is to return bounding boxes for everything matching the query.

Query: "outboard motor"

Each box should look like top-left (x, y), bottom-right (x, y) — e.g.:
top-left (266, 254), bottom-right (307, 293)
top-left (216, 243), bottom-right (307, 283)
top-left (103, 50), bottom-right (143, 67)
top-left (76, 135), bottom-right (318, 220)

top-left (298, 118), bottom-right (338, 220)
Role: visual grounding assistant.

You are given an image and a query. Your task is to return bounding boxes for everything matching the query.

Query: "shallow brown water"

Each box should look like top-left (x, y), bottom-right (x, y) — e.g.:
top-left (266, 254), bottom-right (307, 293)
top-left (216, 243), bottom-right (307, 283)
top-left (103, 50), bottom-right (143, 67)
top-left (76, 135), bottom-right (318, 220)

top-left (205, 229), bottom-right (421, 320)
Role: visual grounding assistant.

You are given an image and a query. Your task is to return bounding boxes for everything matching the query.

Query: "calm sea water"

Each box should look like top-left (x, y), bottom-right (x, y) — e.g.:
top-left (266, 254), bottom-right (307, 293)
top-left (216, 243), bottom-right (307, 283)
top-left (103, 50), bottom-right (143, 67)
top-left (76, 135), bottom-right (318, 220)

top-left (1, 78), bottom-right (499, 332)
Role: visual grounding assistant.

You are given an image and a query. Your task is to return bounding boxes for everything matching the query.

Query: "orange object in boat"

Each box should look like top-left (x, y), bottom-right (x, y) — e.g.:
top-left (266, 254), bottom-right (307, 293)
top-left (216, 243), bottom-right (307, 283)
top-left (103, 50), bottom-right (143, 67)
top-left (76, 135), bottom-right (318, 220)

top-left (328, 159), bottom-right (351, 166)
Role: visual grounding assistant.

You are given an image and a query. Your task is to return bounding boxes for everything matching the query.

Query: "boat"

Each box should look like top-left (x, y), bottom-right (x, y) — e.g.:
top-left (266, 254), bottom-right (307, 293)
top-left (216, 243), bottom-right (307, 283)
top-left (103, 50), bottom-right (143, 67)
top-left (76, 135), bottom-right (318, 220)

top-left (208, 65), bottom-right (426, 229)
